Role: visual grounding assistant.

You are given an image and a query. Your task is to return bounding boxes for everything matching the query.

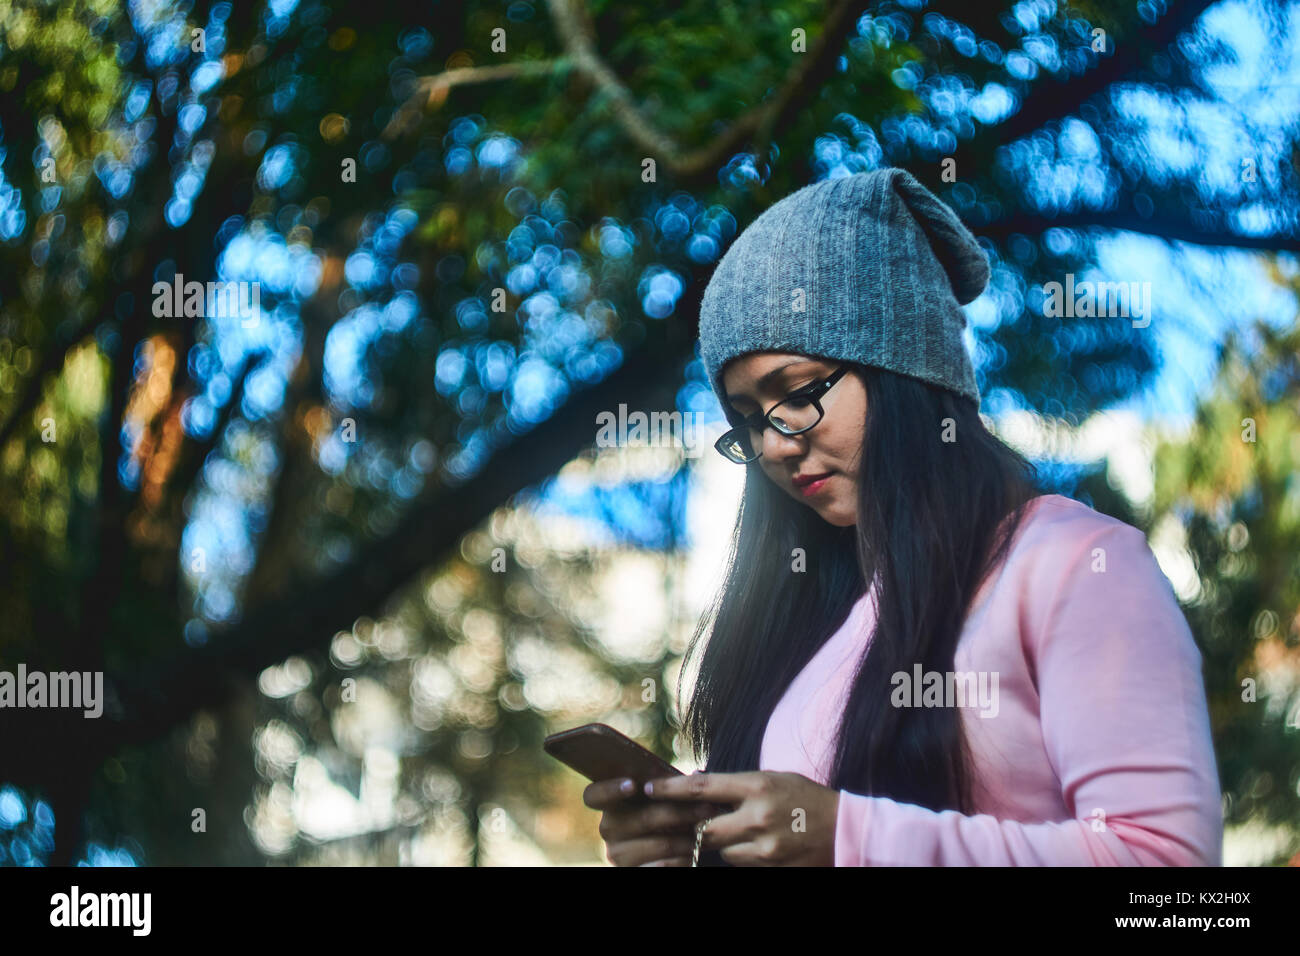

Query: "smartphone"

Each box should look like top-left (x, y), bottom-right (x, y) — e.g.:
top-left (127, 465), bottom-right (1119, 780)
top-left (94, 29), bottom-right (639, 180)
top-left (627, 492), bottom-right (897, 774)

top-left (543, 723), bottom-right (681, 802)
top-left (544, 722), bottom-right (735, 824)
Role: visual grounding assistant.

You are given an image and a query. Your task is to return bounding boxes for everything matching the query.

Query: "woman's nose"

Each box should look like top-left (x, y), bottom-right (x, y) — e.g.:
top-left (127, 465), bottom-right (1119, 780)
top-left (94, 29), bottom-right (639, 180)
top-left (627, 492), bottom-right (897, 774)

top-left (761, 425), bottom-right (805, 461)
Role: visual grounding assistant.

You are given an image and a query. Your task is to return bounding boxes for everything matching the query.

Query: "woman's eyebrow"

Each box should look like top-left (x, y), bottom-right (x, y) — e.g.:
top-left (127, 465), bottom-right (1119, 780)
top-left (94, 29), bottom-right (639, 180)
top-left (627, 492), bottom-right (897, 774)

top-left (725, 361), bottom-right (819, 405)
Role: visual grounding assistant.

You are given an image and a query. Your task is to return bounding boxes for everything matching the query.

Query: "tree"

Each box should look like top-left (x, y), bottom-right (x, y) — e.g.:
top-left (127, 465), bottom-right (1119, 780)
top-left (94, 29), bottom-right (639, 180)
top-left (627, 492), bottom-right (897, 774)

top-left (1143, 267), bottom-right (1300, 863)
top-left (0, 0), bottom-right (1295, 863)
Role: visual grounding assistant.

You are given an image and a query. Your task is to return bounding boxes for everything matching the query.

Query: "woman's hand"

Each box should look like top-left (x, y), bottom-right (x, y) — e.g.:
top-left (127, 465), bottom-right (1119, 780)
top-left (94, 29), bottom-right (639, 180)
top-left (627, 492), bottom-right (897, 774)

top-left (583, 774), bottom-right (722, 866)
top-left (642, 771), bottom-right (840, 866)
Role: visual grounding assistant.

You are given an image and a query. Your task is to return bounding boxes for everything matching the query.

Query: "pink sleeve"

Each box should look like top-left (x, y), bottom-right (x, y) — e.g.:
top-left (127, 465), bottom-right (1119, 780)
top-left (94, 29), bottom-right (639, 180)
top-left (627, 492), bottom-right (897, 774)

top-left (834, 522), bottom-right (1223, 866)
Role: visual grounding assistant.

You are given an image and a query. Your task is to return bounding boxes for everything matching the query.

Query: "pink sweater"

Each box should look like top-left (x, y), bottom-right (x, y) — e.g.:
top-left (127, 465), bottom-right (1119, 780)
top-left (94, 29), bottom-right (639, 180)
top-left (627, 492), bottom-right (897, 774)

top-left (759, 494), bottom-right (1223, 866)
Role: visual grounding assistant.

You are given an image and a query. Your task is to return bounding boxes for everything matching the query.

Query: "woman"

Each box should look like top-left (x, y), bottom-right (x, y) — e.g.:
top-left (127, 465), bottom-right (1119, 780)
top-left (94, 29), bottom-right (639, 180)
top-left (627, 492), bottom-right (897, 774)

top-left (585, 168), bottom-right (1222, 866)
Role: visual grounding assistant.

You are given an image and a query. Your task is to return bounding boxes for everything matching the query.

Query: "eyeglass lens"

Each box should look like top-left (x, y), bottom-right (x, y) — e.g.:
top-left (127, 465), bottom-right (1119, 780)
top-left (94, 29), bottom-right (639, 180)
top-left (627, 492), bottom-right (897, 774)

top-left (721, 393), bottom-right (820, 462)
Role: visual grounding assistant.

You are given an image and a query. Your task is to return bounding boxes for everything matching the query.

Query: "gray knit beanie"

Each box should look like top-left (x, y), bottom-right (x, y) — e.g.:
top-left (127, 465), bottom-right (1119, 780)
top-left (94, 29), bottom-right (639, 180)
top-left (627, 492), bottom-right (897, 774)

top-left (698, 168), bottom-right (988, 417)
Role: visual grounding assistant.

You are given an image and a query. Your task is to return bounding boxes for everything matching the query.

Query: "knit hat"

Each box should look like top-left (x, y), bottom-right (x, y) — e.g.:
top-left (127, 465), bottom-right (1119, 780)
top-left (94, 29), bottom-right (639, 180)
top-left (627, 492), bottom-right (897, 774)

top-left (697, 168), bottom-right (988, 417)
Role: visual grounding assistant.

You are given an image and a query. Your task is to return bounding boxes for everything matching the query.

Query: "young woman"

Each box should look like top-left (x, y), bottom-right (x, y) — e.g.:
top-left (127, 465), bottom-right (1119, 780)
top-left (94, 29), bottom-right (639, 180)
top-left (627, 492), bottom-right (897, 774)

top-left (584, 169), bottom-right (1222, 866)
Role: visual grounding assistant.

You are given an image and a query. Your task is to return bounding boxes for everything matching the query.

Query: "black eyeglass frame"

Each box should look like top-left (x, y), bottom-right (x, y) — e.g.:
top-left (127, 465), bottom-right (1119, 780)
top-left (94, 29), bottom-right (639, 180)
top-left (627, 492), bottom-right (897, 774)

top-left (714, 365), bottom-right (851, 464)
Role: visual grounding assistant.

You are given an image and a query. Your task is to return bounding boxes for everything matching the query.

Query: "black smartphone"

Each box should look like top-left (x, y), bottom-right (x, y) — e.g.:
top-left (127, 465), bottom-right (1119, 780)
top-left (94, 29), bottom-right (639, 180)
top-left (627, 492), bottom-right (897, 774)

top-left (543, 723), bottom-right (682, 803)
top-left (544, 722), bottom-right (736, 835)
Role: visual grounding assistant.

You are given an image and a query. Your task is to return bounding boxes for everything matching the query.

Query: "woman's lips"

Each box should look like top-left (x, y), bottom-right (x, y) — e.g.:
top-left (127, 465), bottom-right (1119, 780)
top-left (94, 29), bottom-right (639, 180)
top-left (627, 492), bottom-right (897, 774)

top-left (797, 474), bottom-right (833, 497)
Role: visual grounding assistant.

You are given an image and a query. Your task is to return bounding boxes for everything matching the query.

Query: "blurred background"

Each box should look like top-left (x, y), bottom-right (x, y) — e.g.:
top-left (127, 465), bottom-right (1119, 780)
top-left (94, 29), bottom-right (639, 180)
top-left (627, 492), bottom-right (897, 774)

top-left (0, 0), bottom-right (1297, 866)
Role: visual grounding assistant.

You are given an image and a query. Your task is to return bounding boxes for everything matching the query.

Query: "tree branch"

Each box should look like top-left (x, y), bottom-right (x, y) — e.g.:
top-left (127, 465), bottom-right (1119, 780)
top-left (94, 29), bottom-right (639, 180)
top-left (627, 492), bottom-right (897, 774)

top-left (239, 253), bottom-right (345, 608)
top-left (945, 0), bottom-right (1219, 176)
top-left (382, 59), bottom-right (573, 140)
top-left (74, 83), bottom-right (186, 670)
top-left (385, 0), bottom-right (870, 186)
top-left (107, 319), bottom-right (700, 748)
top-left (547, 0), bottom-right (868, 183)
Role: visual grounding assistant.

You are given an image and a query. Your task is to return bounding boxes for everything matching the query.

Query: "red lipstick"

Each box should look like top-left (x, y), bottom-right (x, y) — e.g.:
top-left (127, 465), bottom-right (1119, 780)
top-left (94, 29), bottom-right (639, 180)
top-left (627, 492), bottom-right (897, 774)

top-left (793, 472), bottom-right (833, 496)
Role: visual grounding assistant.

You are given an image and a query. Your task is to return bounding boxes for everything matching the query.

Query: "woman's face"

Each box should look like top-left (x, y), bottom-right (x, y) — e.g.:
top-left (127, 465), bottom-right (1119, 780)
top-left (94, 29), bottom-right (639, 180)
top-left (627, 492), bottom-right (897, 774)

top-left (721, 352), bottom-right (866, 527)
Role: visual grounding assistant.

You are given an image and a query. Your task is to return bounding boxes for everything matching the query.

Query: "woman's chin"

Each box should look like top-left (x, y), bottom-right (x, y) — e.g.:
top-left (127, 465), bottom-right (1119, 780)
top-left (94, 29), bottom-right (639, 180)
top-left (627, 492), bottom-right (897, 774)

top-left (809, 500), bottom-right (856, 527)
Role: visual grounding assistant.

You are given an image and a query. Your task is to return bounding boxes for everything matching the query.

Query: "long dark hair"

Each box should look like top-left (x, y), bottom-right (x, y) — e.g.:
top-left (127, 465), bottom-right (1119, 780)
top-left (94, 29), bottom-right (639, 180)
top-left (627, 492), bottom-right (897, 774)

top-left (679, 361), bottom-right (1043, 833)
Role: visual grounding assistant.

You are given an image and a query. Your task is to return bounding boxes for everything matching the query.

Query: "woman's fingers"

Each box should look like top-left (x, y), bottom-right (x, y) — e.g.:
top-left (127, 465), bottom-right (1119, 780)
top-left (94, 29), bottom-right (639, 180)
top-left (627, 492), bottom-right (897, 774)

top-left (606, 834), bottom-right (697, 867)
top-left (599, 800), bottom-right (711, 841)
top-left (643, 800), bottom-right (713, 833)
top-left (585, 775), bottom-right (700, 810)
top-left (583, 777), bottom-right (639, 810)
top-left (585, 776), bottom-right (718, 865)
top-left (586, 777), bottom-right (710, 821)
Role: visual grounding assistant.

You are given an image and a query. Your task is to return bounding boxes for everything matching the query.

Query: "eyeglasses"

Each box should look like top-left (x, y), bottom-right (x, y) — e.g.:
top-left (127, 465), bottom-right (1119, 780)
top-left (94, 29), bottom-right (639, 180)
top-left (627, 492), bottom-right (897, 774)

top-left (715, 365), bottom-right (850, 464)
